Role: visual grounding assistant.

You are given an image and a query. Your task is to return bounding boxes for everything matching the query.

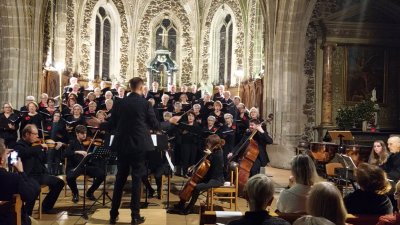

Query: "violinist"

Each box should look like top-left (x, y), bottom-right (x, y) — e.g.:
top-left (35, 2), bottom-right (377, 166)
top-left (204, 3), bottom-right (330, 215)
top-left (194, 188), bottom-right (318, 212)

top-left (65, 125), bottom-right (104, 203)
top-left (0, 103), bottom-right (19, 148)
top-left (228, 119), bottom-right (273, 176)
top-left (15, 124), bottom-right (64, 214)
top-left (168, 134), bottom-right (225, 215)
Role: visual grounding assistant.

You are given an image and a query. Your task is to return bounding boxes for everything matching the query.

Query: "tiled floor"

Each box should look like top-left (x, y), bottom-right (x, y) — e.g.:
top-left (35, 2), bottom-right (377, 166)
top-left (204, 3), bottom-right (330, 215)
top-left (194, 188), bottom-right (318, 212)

top-left (31, 166), bottom-right (291, 225)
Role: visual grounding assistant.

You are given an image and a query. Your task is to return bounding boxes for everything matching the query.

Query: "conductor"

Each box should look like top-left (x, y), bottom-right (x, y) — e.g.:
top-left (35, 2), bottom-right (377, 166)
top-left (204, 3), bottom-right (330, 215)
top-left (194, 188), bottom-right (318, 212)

top-left (101, 77), bottom-right (159, 225)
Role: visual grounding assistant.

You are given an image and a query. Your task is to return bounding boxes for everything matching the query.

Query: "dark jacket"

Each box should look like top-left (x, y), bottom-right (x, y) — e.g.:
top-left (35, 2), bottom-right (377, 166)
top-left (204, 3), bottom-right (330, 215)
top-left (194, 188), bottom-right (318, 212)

top-left (344, 189), bottom-right (393, 215)
top-left (382, 153), bottom-right (400, 182)
top-left (101, 92), bottom-right (159, 160)
top-left (14, 140), bottom-right (47, 176)
top-left (232, 130), bottom-right (273, 166)
top-left (227, 211), bottom-right (290, 225)
top-left (64, 138), bottom-right (85, 171)
top-left (204, 149), bottom-right (224, 182)
top-left (0, 168), bottom-right (40, 225)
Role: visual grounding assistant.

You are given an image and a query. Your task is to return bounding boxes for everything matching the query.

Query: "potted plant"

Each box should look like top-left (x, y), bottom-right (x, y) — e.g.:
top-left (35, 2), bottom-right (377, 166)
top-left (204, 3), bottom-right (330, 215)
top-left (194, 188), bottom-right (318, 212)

top-left (336, 106), bottom-right (355, 130)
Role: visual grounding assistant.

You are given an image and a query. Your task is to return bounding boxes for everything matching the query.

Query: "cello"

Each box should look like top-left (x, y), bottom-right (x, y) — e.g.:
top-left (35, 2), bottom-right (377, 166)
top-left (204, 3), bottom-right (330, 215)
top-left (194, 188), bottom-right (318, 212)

top-left (178, 151), bottom-right (211, 202)
top-left (229, 114), bottom-right (273, 195)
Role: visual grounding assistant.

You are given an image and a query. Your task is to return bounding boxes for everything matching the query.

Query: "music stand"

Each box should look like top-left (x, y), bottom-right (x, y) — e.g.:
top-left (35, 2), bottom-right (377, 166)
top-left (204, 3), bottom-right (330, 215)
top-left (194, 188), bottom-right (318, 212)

top-left (335, 153), bottom-right (357, 193)
top-left (88, 146), bottom-right (113, 208)
top-left (328, 131), bottom-right (354, 153)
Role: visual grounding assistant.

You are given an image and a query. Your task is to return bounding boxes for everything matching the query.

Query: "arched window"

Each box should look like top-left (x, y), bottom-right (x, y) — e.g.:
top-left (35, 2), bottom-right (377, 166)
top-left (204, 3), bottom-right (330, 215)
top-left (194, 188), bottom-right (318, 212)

top-left (94, 6), bottom-right (111, 80)
top-left (218, 15), bottom-right (233, 85)
top-left (155, 18), bottom-right (177, 60)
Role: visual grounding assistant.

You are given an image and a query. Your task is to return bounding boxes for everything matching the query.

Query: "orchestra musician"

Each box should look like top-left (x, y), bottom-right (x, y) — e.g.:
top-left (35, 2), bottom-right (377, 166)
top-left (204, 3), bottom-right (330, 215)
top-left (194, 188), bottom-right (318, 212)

top-left (15, 124), bottom-right (64, 214)
top-left (228, 119), bottom-right (273, 176)
top-left (168, 134), bottom-right (224, 215)
top-left (100, 77), bottom-right (160, 225)
top-left (65, 125), bottom-right (104, 203)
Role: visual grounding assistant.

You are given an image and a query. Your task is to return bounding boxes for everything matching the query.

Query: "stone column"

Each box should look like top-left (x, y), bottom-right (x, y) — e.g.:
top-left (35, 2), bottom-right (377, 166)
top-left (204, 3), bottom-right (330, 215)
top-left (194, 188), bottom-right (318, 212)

top-left (321, 43), bottom-right (336, 126)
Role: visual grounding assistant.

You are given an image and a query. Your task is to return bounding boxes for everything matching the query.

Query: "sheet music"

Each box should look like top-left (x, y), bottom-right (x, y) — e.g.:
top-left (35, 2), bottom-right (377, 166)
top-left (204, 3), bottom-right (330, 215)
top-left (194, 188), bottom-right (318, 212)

top-left (109, 135), bottom-right (114, 146)
top-left (151, 134), bottom-right (157, 146)
top-left (165, 151), bottom-right (175, 172)
top-left (215, 211), bottom-right (243, 218)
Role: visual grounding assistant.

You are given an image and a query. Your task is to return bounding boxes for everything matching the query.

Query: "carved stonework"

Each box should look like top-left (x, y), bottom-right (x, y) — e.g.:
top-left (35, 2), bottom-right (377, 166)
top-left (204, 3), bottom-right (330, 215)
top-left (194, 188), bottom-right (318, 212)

top-left (42, 1), bottom-right (51, 66)
top-left (302, 0), bottom-right (339, 142)
top-left (201, 0), bottom-right (244, 81)
top-left (80, 0), bottom-right (129, 79)
top-left (136, 0), bottom-right (193, 84)
top-left (248, 0), bottom-right (256, 79)
top-left (65, 0), bottom-right (75, 72)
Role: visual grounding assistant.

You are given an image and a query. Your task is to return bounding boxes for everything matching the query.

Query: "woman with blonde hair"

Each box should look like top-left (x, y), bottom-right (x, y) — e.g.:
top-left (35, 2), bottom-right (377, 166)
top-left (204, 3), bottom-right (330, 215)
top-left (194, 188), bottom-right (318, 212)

top-left (276, 154), bottom-right (318, 213)
top-left (368, 140), bottom-right (389, 166)
top-left (377, 180), bottom-right (400, 225)
top-left (304, 182), bottom-right (347, 225)
top-left (344, 163), bottom-right (393, 215)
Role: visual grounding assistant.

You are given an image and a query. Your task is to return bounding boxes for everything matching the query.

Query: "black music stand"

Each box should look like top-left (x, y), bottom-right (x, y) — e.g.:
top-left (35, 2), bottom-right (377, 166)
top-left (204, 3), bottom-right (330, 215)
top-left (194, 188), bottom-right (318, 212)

top-left (68, 153), bottom-right (94, 219)
top-left (335, 153), bottom-right (358, 192)
top-left (328, 131), bottom-right (354, 153)
top-left (88, 146), bottom-right (113, 208)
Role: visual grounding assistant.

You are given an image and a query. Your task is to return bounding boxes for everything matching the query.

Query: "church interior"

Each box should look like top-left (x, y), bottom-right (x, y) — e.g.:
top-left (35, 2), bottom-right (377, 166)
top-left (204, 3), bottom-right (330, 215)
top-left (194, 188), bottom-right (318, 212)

top-left (1, 0), bottom-right (400, 225)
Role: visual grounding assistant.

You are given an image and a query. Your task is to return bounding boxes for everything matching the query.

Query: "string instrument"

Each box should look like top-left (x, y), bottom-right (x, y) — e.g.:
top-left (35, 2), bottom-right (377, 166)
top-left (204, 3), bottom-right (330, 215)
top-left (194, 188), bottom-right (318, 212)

top-left (179, 151), bottom-right (211, 202)
top-left (45, 139), bottom-right (68, 149)
top-left (230, 114), bottom-right (273, 195)
top-left (169, 108), bottom-right (194, 125)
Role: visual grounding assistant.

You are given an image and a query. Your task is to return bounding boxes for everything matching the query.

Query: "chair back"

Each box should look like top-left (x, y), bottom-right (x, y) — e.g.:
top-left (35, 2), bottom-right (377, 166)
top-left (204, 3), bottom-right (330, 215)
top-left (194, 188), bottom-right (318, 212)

top-left (0, 194), bottom-right (22, 225)
top-left (325, 162), bottom-right (343, 176)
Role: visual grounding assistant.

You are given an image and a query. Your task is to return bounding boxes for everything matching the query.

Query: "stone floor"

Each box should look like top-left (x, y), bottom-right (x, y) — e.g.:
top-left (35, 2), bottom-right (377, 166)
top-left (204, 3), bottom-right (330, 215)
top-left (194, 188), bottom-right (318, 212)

top-left (31, 166), bottom-right (291, 225)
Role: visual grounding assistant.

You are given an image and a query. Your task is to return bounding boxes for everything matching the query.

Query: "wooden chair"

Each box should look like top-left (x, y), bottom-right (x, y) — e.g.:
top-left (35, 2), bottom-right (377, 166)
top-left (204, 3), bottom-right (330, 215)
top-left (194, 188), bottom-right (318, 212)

top-left (141, 174), bottom-right (170, 201)
top-left (37, 185), bottom-right (49, 219)
top-left (207, 167), bottom-right (238, 211)
top-left (0, 194), bottom-right (23, 225)
top-left (325, 162), bottom-right (343, 177)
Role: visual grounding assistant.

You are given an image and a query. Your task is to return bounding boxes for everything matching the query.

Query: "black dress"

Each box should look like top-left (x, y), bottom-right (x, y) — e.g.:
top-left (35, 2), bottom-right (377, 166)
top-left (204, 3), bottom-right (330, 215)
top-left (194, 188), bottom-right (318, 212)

top-left (0, 113), bottom-right (19, 147)
top-left (176, 122), bottom-right (201, 175)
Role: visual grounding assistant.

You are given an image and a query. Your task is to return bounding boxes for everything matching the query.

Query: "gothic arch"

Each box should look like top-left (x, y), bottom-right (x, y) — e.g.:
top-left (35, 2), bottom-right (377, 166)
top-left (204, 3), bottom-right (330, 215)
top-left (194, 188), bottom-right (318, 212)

top-left (201, 0), bottom-right (244, 83)
top-left (136, 0), bottom-right (193, 85)
top-left (79, 0), bottom-right (129, 80)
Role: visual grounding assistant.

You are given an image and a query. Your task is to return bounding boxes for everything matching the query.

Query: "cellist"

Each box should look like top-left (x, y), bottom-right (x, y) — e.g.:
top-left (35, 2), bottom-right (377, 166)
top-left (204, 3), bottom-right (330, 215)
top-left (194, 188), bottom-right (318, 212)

top-left (228, 119), bottom-right (273, 176)
top-left (168, 134), bottom-right (224, 215)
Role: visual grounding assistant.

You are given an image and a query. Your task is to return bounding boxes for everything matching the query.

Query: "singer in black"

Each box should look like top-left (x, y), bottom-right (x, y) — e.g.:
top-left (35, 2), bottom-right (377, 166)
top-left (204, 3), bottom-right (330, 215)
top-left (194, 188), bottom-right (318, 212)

top-left (65, 125), bottom-right (104, 203)
top-left (228, 119), bottom-right (273, 176)
top-left (100, 77), bottom-right (159, 225)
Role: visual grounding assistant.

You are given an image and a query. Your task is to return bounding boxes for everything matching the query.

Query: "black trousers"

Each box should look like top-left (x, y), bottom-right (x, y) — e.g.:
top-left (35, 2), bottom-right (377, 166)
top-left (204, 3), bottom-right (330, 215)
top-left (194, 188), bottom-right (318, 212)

top-left (141, 164), bottom-right (166, 192)
top-left (47, 149), bottom-right (61, 175)
top-left (29, 174), bottom-right (64, 211)
top-left (110, 157), bottom-right (145, 220)
top-left (184, 179), bottom-right (223, 210)
top-left (66, 165), bottom-right (105, 195)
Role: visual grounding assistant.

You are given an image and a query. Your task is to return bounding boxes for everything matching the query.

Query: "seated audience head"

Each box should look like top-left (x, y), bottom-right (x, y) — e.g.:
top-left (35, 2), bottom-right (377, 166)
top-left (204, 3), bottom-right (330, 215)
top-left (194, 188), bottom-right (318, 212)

top-left (306, 182), bottom-right (347, 225)
top-left (387, 136), bottom-right (400, 153)
top-left (21, 124), bottom-right (39, 143)
top-left (243, 174), bottom-right (274, 211)
top-left (291, 154), bottom-right (317, 186)
top-left (293, 216), bottom-right (335, 225)
top-left (129, 77), bottom-right (145, 95)
top-left (355, 163), bottom-right (391, 195)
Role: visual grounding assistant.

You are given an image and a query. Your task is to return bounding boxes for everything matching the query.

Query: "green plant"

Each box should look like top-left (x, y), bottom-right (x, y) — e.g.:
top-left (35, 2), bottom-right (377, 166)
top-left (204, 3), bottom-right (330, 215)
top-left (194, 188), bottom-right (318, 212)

top-left (335, 100), bottom-right (377, 130)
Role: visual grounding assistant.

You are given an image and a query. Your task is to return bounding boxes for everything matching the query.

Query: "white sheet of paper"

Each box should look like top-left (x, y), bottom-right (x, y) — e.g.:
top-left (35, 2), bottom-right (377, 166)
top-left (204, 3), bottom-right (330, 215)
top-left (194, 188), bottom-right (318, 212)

top-left (165, 151), bottom-right (175, 172)
top-left (151, 134), bottom-right (157, 146)
top-left (215, 211), bottom-right (243, 218)
top-left (109, 135), bottom-right (114, 146)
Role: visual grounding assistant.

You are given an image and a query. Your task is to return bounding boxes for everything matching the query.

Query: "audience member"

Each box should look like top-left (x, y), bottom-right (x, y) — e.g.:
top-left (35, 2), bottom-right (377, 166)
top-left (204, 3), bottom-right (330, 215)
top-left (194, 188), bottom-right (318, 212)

top-left (227, 174), bottom-right (290, 225)
top-left (276, 154), bottom-right (317, 213)
top-left (376, 181), bottom-right (400, 225)
top-left (344, 163), bottom-right (393, 215)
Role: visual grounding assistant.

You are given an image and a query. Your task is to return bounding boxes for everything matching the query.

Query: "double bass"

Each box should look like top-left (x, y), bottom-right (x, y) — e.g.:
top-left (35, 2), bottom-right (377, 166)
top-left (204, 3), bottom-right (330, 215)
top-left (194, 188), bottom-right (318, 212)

top-left (229, 114), bottom-right (273, 195)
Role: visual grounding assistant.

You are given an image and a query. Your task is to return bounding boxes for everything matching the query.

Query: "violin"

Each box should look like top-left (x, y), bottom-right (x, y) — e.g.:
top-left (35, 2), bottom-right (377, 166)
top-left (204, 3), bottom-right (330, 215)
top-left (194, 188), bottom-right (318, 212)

top-left (45, 139), bottom-right (67, 149)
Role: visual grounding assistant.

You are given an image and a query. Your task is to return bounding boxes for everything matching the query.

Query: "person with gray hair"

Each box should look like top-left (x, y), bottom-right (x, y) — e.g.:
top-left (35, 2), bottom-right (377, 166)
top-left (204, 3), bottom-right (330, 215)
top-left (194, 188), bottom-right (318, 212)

top-left (220, 113), bottom-right (236, 178)
top-left (227, 174), bottom-right (290, 225)
top-left (276, 154), bottom-right (318, 213)
top-left (382, 136), bottom-right (400, 183)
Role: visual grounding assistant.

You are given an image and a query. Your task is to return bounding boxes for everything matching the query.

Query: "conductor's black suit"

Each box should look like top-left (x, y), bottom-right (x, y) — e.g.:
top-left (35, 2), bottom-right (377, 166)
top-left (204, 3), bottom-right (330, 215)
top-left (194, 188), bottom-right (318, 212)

top-left (101, 92), bottom-right (159, 221)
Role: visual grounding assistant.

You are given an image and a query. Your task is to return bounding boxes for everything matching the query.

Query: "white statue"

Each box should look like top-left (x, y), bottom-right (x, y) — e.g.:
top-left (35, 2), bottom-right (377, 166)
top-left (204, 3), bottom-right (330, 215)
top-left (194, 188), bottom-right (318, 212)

top-left (371, 88), bottom-right (377, 102)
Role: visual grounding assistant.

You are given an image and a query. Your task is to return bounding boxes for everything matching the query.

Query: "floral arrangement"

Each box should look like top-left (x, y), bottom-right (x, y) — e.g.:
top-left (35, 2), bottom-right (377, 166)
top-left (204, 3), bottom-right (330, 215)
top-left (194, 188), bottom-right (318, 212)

top-left (336, 100), bottom-right (377, 130)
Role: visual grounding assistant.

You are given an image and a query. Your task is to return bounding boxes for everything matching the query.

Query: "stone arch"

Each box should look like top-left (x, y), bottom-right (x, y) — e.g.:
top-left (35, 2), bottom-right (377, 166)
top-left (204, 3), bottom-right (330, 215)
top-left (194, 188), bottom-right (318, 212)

top-left (201, 0), bottom-right (244, 83)
top-left (79, 0), bottom-right (129, 80)
top-left (136, 0), bottom-right (193, 85)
